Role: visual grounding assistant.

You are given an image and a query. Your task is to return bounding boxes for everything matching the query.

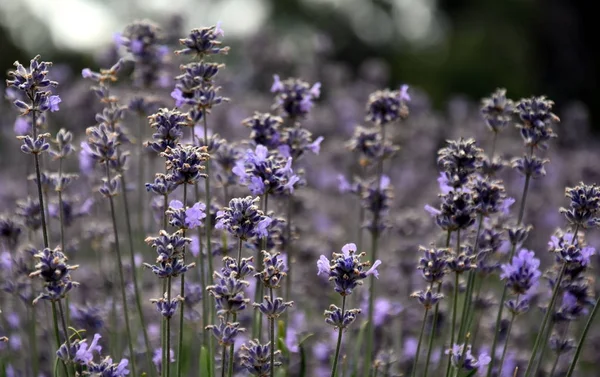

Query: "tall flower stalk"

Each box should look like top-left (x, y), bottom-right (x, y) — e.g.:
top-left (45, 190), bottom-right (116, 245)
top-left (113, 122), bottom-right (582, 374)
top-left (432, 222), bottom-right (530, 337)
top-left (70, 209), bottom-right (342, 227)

top-left (317, 243), bottom-right (381, 377)
top-left (361, 86), bottom-right (409, 375)
top-left (485, 95), bottom-right (558, 377)
top-left (82, 61), bottom-right (156, 372)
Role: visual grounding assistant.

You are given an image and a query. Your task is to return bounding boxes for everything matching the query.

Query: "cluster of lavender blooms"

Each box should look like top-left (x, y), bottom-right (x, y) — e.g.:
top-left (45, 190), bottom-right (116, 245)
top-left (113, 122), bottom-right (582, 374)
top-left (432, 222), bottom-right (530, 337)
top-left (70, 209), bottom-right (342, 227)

top-left (4, 14), bottom-right (600, 377)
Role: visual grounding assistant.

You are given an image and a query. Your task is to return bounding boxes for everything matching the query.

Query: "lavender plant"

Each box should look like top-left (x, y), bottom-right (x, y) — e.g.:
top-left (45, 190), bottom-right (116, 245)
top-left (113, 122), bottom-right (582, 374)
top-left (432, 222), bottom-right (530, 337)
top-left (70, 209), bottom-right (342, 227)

top-left (4, 16), bottom-right (600, 377)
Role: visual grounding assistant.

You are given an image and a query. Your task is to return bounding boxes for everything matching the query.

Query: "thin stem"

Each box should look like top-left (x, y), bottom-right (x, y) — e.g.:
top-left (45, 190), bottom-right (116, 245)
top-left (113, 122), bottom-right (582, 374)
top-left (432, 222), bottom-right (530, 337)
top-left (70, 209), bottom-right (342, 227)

top-left (423, 230), bottom-right (452, 377)
top-left (523, 264), bottom-right (566, 377)
top-left (57, 301), bottom-right (74, 376)
top-left (105, 163), bottom-right (137, 377)
top-left (533, 320), bottom-right (554, 376)
top-left (52, 302), bottom-right (69, 377)
top-left (253, 194), bottom-right (269, 339)
top-left (330, 296), bottom-right (347, 377)
top-left (549, 353), bottom-right (561, 377)
top-left (566, 285), bottom-right (600, 377)
top-left (228, 313), bottom-right (237, 377)
top-left (31, 111), bottom-right (49, 248)
top-left (489, 131), bottom-right (498, 160)
top-left (410, 306), bottom-right (430, 377)
top-left (162, 280), bottom-right (167, 377)
top-left (270, 287), bottom-right (275, 377)
top-left (284, 195), bottom-right (293, 328)
top-left (202, 115), bottom-right (215, 375)
top-left (166, 277), bottom-right (172, 377)
top-left (527, 225), bottom-right (579, 377)
top-left (364, 124), bottom-right (386, 377)
top-left (177, 183), bottom-right (188, 377)
top-left (497, 296), bottom-right (519, 377)
top-left (423, 282), bottom-right (442, 377)
top-left (221, 342), bottom-right (228, 377)
top-left (487, 172), bottom-right (532, 377)
top-left (457, 214), bottom-right (484, 343)
top-left (120, 174), bottom-right (153, 375)
top-left (445, 272), bottom-right (460, 377)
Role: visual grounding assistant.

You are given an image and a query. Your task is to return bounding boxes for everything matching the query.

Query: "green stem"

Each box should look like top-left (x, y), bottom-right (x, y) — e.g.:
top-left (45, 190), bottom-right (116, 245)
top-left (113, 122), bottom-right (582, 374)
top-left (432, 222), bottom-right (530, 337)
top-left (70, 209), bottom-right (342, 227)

top-left (526, 225), bottom-right (579, 377)
top-left (445, 230), bottom-right (461, 377)
top-left (533, 320), bottom-right (554, 376)
top-left (410, 306), bottom-right (430, 377)
top-left (270, 287), bottom-right (276, 377)
top-left (105, 163), bottom-right (137, 377)
top-left (566, 296), bottom-right (600, 376)
top-left (51, 302), bottom-right (69, 377)
top-left (523, 264), bottom-right (566, 377)
top-left (487, 173), bottom-right (532, 377)
top-left (284, 195), bottom-right (293, 328)
top-left (166, 277), bottom-right (172, 377)
top-left (162, 279), bottom-right (167, 377)
top-left (177, 183), bottom-right (188, 377)
top-left (253, 194), bottom-right (269, 339)
top-left (423, 230), bottom-right (452, 377)
top-left (57, 301), bottom-right (75, 376)
top-left (457, 214), bottom-right (484, 343)
top-left (228, 313), bottom-right (237, 377)
top-left (330, 296), bottom-right (346, 377)
top-left (30, 110), bottom-right (49, 248)
top-left (497, 296), bottom-right (519, 377)
top-left (423, 282), bottom-right (442, 377)
top-left (364, 124), bottom-right (386, 377)
top-left (120, 174), bottom-right (153, 375)
top-left (549, 352), bottom-right (560, 377)
top-left (202, 115), bottom-right (215, 376)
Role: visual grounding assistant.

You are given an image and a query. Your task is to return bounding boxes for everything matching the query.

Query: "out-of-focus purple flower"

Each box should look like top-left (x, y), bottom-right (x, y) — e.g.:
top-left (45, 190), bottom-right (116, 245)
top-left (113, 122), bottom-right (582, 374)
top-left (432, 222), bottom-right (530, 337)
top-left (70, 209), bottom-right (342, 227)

top-left (271, 75), bottom-right (321, 118)
top-left (152, 348), bottom-right (175, 374)
top-left (13, 118), bottom-right (30, 136)
top-left (481, 88), bottom-right (514, 133)
top-left (500, 248), bottom-right (541, 295)
top-left (365, 88), bottom-right (410, 125)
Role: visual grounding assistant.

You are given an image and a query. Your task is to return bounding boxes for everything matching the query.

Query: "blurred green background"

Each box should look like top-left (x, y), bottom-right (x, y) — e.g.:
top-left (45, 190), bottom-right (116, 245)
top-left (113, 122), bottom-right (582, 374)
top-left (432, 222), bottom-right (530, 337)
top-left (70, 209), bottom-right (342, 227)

top-left (1, 0), bottom-right (598, 124)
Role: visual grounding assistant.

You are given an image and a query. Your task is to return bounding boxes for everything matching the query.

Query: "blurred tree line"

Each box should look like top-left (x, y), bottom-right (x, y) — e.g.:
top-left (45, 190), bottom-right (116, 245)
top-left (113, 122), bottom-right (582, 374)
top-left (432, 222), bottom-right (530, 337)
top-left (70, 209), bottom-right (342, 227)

top-left (2, 0), bottom-right (598, 126)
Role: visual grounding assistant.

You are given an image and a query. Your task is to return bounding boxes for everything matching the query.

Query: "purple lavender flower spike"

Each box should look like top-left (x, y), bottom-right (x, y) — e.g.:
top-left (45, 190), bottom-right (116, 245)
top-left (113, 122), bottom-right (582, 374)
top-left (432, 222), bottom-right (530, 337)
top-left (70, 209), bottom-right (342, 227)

top-left (500, 248), bottom-right (541, 295)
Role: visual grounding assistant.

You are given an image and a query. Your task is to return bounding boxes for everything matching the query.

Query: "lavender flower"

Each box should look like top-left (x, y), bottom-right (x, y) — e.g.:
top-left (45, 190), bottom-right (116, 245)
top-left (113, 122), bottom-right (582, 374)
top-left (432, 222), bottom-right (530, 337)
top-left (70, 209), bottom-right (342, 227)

top-left (242, 112), bottom-right (283, 150)
top-left (317, 243), bottom-right (381, 296)
top-left (417, 246), bottom-right (449, 283)
top-left (432, 190), bottom-right (476, 231)
top-left (271, 75), bottom-right (321, 118)
top-left (437, 138), bottom-right (483, 188)
top-left (559, 182), bottom-right (600, 229)
top-left (29, 247), bottom-right (79, 304)
top-left (500, 248), bottom-right (541, 295)
top-left (324, 305), bottom-right (361, 329)
top-left (240, 340), bottom-right (281, 377)
top-left (445, 344), bottom-right (491, 371)
top-left (410, 289), bottom-right (444, 309)
top-left (175, 25), bottom-right (229, 57)
top-left (480, 88), bottom-right (514, 132)
top-left (166, 200), bottom-right (206, 229)
top-left (162, 144), bottom-right (209, 185)
top-left (347, 125), bottom-right (398, 165)
top-left (57, 333), bottom-right (102, 365)
top-left (146, 108), bottom-right (186, 153)
top-left (215, 196), bottom-right (272, 240)
top-left (150, 293), bottom-right (183, 319)
top-left (206, 271), bottom-right (250, 315)
top-left (514, 96), bottom-right (559, 150)
top-left (365, 87), bottom-right (410, 125)
top-left (206, 316), bottom-right (245, 345)
top-left (233, 145), bottom-right (300, 196)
